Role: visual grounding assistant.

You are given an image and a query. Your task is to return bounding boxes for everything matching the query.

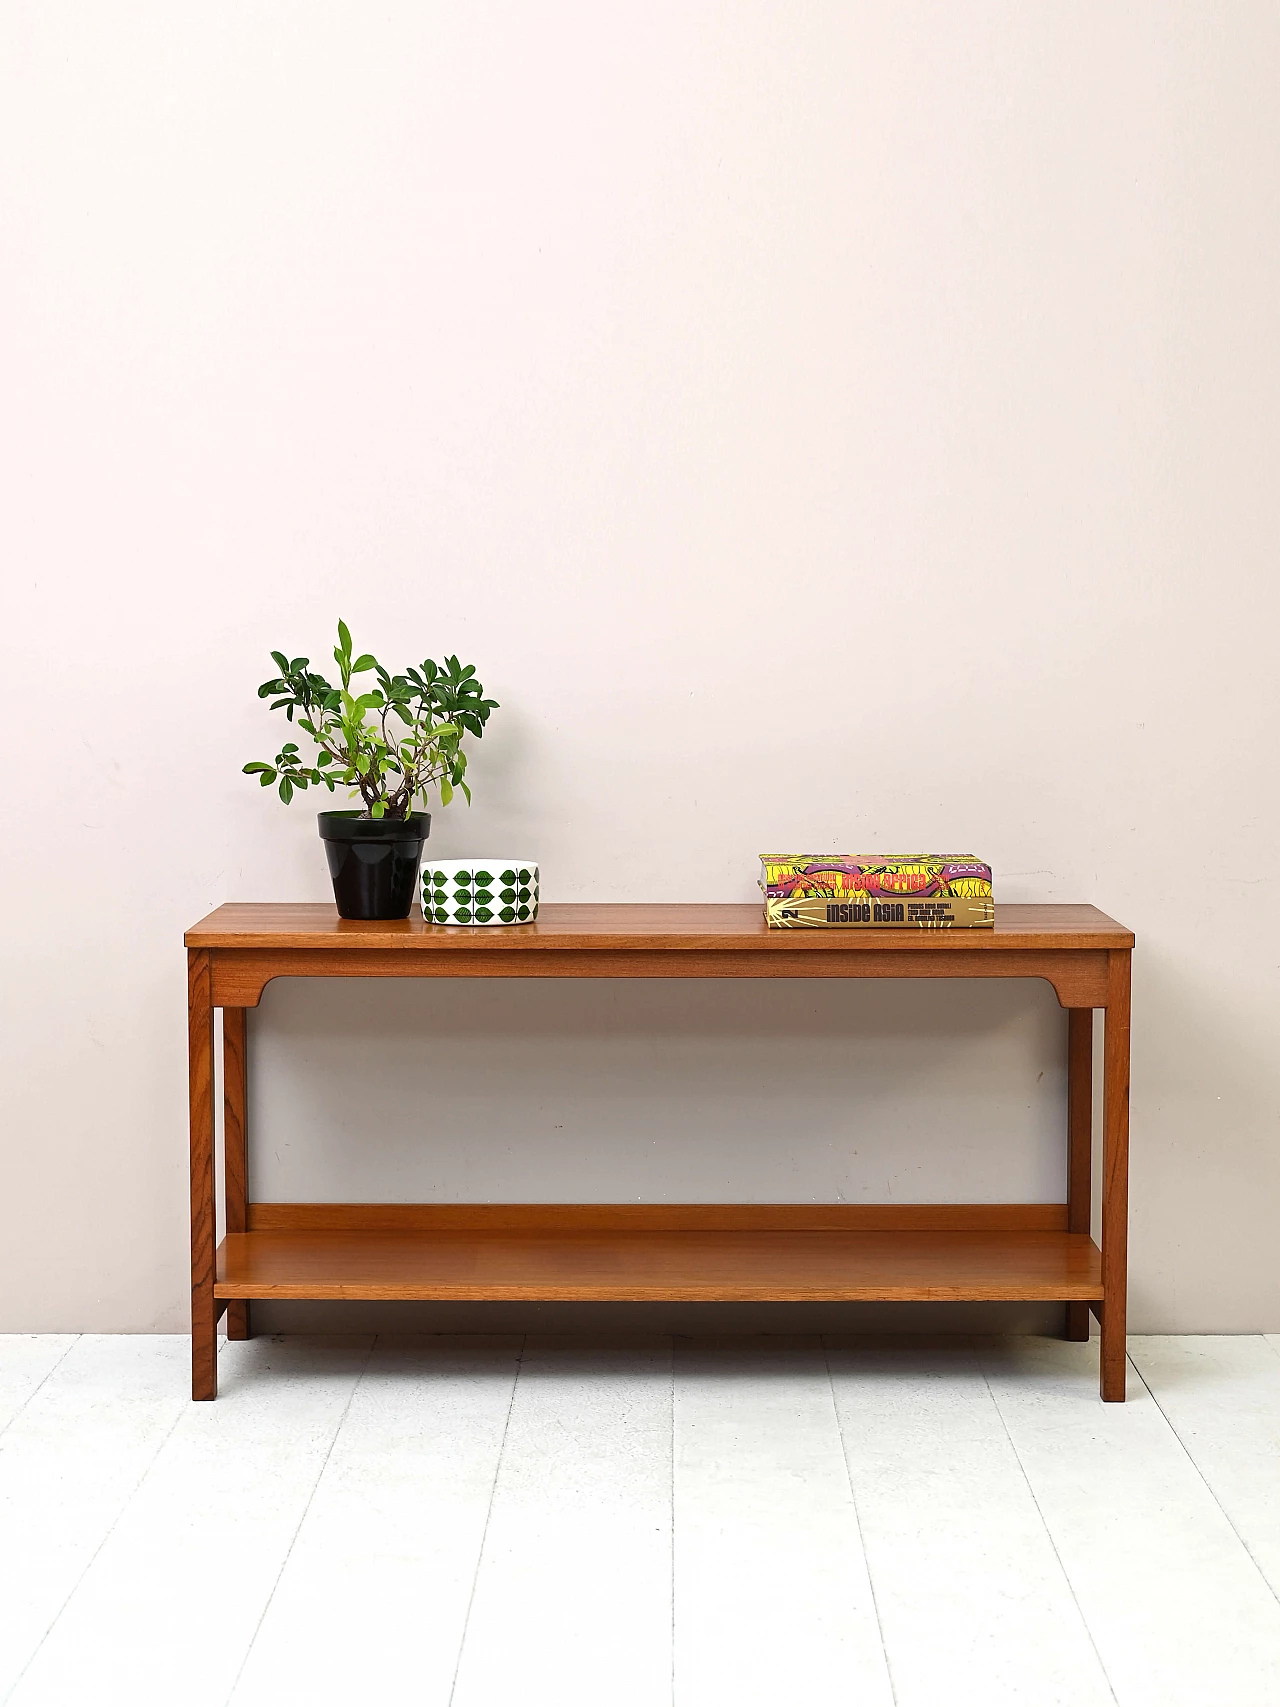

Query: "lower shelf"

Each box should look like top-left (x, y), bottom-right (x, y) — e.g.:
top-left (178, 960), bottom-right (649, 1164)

top-left (215, 1225), bottom-right (1104, 1303)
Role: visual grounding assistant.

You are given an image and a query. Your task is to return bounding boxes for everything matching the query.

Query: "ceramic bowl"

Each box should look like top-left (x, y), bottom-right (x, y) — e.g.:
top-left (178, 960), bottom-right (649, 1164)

top-left (422, 859), bottom-right (539, 925)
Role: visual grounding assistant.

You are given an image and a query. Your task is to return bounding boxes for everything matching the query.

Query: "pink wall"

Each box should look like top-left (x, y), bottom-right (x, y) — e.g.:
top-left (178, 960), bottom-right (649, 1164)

top-left (3, 3), bottom-right (1279, 1329)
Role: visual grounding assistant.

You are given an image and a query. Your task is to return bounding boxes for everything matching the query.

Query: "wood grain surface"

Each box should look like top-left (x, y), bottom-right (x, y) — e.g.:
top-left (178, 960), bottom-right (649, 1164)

top-left (1100, 950), bottom-right (1132, 1400)
top-left (187, 949), bottom-right (217, 1400)
top-left (222, 1008), bottom-right (250, 1342)
top-left (186, 901), bottom-right (1134, 952)
top-left (1065, 1006), bottom-right (1094, 1343)
top-left (208, 946), bottom-right (1113, 1010)
top-left (214, 1226), bottom-right (1104, 1302)
top-left (246, 1202), bottom-right (1071, 1233)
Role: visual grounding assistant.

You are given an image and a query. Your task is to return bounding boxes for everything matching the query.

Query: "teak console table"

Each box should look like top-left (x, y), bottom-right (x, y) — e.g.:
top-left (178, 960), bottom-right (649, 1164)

top-left (185, 902), bottom-right (1134, 1402)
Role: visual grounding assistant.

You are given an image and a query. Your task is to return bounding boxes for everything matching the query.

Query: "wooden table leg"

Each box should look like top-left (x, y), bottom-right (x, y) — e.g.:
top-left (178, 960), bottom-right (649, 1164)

top-left (224, 1008), bottom-right (251, 1341)
top-left (189, 949), bottom-right (218, 1400)
top-left (1065, 1007), bottom-right (1093, 1342)
top-left (1099, 950), bottom-right (1131, 1401)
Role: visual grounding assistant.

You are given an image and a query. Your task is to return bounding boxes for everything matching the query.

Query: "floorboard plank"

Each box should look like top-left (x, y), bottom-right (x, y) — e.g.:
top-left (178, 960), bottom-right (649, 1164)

top-left (0, 1335), bottom-right (79, 1436)
top-left (827, 1335), bottom-right (1113, 1706)
top-left (7, 1337), bottom-right (373, 1707)
top-left (675, 1336), bottom-right (893, 1707)
top-left (0, 1337), bottom-right (189, 1702)
top-left (229, 1335), bottom-right (523, 1706)
top-left (450, 1336), bottom-right (673, 1707)
top-left (978, 1335), bottom-right (1280, 1707)
top-left (1129, 1335), bottom-right (1280, 1602)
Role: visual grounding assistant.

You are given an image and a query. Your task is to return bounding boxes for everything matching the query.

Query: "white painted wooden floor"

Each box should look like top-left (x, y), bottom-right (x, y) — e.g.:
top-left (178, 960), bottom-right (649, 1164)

top-left (2, 1334), bottom-right (1279, 1706)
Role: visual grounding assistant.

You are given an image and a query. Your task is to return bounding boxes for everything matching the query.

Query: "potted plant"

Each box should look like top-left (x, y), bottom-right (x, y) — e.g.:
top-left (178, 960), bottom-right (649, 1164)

top-left (244, 620), bottom-right (498, 919)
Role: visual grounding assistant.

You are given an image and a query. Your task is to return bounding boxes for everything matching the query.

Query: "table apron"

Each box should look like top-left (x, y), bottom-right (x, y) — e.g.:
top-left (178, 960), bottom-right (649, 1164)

top-left (208, 946), bottom-right (1111, 1009)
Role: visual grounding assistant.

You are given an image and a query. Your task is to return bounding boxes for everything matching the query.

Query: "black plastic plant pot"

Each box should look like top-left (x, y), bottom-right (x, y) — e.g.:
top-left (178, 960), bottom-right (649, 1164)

top-left (317, 811), bottom-right (431, 920)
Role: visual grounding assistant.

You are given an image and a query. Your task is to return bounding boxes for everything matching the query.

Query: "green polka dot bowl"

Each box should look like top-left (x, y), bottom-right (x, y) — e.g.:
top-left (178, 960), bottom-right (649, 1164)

top-left (422, 859), bottom-right (540, 926)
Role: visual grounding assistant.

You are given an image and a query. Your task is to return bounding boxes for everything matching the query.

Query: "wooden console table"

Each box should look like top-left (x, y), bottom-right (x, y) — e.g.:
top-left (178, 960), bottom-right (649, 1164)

top-left (185, 902), bottom-right (1133, 1402)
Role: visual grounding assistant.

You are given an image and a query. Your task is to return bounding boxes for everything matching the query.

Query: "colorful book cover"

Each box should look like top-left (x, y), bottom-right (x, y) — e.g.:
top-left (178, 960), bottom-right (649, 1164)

top-left (759, 854), bottom-right (995, 929)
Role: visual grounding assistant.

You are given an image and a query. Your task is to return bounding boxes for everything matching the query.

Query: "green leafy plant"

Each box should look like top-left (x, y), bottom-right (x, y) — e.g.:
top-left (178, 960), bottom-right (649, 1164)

top-left (243, 620), bottom-right (498, 820)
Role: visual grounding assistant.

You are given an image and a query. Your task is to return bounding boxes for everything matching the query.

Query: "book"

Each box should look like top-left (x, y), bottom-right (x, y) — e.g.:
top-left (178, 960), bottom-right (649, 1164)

top-left (760, 854), bottom-right (995, 929)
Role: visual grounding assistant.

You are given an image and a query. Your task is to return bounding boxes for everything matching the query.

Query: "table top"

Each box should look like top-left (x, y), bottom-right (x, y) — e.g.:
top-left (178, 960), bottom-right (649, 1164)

top-left (186, 902), bottom-right (1133, 953)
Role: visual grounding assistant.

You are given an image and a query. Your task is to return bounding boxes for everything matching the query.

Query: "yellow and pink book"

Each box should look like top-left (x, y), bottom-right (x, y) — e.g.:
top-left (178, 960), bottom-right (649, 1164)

top-left (760, 854), bottom-right (995, 929)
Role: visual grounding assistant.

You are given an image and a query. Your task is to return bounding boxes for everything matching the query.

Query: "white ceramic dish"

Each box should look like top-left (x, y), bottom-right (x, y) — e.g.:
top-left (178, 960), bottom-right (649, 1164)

top-left (422, 859), bottom-right (539, 925)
